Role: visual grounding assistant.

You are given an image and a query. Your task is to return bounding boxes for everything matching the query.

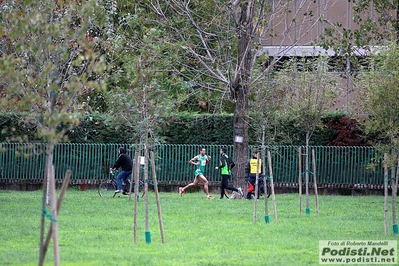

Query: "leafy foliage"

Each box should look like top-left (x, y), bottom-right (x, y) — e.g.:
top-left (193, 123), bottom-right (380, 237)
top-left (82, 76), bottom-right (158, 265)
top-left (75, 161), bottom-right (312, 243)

top-left (264, 56), bottom-right (341, 146)
top-left (89, 2), bottom-right (186, 145)
top-left (146, 0), bottom-right (238, 112)
top-left (325, 115), bottom-right (370, 146)
top-left (0, 113), bottom-right (37, 142)
top-left (317, 0), bottom-right (396, 79)
top-left (0, 112), bottom-right (368, 146)
top-left (355, 42), bottom-right (399, 149)
top-left (0, 0), bottom-right (106, 144)
top-left (161, 113), bottom-right (234, 144)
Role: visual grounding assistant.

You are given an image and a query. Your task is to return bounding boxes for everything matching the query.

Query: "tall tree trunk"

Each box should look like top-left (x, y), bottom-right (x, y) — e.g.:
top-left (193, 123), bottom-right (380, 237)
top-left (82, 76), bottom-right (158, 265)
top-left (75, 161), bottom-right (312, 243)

top-left (233, 0), bottom-right (254, 189)
top-left (233, 84), bottom-right (249, 189)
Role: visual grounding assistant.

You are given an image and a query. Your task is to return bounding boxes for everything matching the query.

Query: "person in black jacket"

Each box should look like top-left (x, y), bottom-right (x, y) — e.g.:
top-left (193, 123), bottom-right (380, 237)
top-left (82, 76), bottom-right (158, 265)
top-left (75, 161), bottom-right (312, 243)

top-left (111, 147), bottom-right (133, 193)
top-left (216, 147), bottom-right (243, 199)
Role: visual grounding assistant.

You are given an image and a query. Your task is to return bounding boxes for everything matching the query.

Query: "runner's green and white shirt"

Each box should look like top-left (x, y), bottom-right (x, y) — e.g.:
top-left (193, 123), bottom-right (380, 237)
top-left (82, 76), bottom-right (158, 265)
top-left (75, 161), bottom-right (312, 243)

top-left (194, 154), bottom-right (207, 177)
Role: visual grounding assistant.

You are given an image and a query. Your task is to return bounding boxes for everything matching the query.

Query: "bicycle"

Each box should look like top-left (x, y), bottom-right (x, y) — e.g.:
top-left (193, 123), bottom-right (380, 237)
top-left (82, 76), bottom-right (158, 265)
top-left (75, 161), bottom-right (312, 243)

top-left (98, 169), bottom-right (144, 198)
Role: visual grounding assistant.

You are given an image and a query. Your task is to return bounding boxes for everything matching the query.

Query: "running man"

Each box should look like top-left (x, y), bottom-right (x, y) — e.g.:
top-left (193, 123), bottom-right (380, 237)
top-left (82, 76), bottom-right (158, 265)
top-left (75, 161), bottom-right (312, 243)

top-left (179, 147), bottom-right (214, 200)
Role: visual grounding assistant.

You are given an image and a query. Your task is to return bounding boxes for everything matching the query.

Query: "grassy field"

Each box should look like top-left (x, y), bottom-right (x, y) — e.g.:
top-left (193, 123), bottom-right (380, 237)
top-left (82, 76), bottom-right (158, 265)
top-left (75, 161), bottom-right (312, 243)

top-left (0, 188), bottom-right (398, 266)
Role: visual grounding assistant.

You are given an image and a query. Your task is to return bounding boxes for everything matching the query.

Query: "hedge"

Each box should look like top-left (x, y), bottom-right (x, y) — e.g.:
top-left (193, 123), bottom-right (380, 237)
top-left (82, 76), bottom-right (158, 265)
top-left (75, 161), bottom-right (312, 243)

top-left (0, 112), bottom-right (370, 146)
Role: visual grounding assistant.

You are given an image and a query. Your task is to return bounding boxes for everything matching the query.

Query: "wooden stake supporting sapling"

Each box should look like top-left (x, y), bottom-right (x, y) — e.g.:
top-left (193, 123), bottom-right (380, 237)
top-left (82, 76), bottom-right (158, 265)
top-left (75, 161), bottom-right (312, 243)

top-left (384, 153), bottom-right (389, 235)
top-left (128, 150), bottom-right (136, 201)
top-left (262, 148), bottom-right (269, 224)
top-left (305, 145), bottom-right (310, 215)
top-left (312, 149), bottom-right (319, 214)
top-left (49, 164), bottom-right (59, 266)
top-left (132, 149), bottom-right (165, 244)
top-left (298, 147), bottom-right (302, 214)
top-left (264, 176), bottom-right (270, 224)
top-left (150, 151), bottom-right (165, 243)
top-left (393, 159), bottom-right (399, 234)
top-left (143, 148), bottom-right (151, 244)
top-left (39, 170), bottom-right (72, 266)
top-left (267, 150), bottom-right (278, 224)
top-left (253, 156), bottom-right (260, 224)
top-left (133, 151), bottom-right (140, 244)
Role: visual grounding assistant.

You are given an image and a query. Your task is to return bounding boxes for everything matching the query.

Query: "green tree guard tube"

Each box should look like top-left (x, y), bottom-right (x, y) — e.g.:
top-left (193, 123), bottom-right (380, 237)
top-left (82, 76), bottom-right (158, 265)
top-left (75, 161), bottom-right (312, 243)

top-left (393, 224), bottom-right (398, 234)
top-left (145, 231), bottom-right (151, 244)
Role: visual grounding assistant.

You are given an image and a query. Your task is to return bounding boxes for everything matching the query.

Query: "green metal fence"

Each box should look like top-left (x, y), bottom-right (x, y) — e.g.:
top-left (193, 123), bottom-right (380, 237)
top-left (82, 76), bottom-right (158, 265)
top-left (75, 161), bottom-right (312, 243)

top-left (0, 143), bottom-right (384, 185)
top-left (270, 146), bottom-right (383, 184)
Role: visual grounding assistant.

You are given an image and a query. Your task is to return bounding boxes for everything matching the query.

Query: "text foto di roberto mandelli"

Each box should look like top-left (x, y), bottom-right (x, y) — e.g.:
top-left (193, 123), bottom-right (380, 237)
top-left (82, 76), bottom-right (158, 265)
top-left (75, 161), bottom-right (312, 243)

top-left (327, 240), bottom-right (393, 246)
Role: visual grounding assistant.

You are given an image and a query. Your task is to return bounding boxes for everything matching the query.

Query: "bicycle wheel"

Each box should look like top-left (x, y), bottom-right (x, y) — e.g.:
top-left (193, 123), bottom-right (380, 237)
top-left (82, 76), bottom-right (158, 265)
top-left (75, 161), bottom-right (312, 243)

top-left (98, 180), bottom-right (116, 198)
top-left (123, 180), bottom-right (144, 194)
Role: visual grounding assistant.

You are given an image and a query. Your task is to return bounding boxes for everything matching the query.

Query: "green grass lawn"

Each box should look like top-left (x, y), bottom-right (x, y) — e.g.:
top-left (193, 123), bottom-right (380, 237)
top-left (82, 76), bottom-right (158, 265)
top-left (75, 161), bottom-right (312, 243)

top-left (0, 189), bottom-right (397, 266)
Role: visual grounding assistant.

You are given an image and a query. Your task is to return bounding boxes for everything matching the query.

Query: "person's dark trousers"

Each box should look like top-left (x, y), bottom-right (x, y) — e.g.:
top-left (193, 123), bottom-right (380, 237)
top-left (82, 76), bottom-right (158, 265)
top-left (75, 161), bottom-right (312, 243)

top-left (258, 180), bottom-right (264, 197)
top-left (220, 175), bottom-right (238, 198)
top-left (116, 170), bottom-right (132, 191)
top-left (246, 176), bottom-right (261, 199)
